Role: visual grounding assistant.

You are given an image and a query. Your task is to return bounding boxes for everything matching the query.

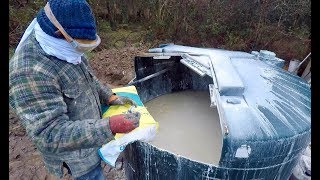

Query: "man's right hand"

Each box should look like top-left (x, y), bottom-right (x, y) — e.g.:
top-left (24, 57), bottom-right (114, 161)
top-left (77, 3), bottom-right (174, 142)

top-left (109, 112), bottom-right (141, 134)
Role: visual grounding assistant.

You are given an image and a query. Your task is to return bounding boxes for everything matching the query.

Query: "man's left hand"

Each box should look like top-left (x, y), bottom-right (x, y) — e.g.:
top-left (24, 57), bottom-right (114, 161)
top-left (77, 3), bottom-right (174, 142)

top-left (108, 95), bottom-right (137, 107)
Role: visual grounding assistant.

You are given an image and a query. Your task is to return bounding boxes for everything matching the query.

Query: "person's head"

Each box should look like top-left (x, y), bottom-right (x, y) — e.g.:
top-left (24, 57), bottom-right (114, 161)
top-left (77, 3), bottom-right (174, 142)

top-left (36, 0), bottom-right (100, 52)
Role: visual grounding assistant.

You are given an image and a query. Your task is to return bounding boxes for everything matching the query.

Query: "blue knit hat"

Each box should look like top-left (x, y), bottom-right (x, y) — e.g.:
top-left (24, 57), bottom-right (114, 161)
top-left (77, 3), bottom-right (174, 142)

top-left (36, 0), bottom-right (97, 40)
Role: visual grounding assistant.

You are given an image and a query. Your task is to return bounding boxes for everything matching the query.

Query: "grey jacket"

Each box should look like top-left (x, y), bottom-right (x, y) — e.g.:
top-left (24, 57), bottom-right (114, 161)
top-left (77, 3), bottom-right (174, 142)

top-left (9, 32), bottom-right (115, 178)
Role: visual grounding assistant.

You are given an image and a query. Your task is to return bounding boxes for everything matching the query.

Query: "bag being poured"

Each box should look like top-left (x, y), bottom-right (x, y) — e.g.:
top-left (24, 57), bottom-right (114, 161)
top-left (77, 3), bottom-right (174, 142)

top-left (98, 85), bottom-right (158, 167)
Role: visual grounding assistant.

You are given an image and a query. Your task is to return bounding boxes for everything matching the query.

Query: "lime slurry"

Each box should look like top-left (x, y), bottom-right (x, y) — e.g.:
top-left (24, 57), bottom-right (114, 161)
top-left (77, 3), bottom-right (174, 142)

top-left (145, 90), bottom-right (222, 165)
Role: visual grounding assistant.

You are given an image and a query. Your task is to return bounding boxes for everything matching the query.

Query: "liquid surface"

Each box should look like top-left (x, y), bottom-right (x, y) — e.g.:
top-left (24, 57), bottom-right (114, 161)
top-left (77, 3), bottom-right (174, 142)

top-left (145, 90), bottom-right (222, 165)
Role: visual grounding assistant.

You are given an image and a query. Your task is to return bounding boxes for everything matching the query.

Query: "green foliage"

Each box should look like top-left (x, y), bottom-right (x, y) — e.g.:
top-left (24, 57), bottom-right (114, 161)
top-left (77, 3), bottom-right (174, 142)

top-left (9, 0), bottom-right (46, 47)
top-left (9, 0), bottom-right (311, 61)
top-left (225, 32), bottom-right (247, 51)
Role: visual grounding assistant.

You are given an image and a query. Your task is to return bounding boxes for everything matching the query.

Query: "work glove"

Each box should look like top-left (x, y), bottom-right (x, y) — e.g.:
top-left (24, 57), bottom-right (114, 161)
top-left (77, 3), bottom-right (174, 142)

top-left (109, 112), bottom-right (141, 134)
top-left (108, 94), bottom-right (137, 107)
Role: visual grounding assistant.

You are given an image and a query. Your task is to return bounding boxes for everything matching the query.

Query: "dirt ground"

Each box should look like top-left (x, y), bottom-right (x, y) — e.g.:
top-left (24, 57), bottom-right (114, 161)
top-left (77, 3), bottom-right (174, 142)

top-left (89, 46), bottom-right (148, 88)
top-left (9, 46), bottom-right (147, 180)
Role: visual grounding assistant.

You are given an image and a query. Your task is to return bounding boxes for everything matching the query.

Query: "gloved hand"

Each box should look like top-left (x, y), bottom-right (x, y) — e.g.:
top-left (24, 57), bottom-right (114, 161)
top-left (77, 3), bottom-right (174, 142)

top-left (109, 112), bottom-right (141, 134)
top-left (108, 94), bottom-right (137, 107)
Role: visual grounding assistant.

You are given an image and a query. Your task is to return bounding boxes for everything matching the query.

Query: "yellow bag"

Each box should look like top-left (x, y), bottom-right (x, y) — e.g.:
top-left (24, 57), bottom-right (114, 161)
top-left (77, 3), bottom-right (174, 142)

top-left (101, 85), bottom-right (158, 139)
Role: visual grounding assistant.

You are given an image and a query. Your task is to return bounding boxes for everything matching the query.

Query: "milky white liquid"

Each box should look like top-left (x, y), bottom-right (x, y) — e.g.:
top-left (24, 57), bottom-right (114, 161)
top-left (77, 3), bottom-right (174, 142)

top-left (145, 90), bottom-right (222, 165)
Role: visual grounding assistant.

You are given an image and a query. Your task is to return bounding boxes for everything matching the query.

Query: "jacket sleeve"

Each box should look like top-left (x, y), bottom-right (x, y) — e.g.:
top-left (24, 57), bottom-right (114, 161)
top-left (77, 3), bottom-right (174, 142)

top-left (9, 70), bottom-right (115, 154)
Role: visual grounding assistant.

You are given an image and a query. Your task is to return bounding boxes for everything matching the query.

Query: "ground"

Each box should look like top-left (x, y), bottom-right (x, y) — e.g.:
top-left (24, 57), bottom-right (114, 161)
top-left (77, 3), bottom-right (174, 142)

top-left (9, 46), bottom-right (147, 180)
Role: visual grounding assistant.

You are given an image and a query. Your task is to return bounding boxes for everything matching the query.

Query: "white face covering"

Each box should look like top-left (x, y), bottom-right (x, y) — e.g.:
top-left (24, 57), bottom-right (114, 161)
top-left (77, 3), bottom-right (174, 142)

top-left (34, 22), bottom-right (83, 64)
top-left (15, 18), bottom-right (99, 65)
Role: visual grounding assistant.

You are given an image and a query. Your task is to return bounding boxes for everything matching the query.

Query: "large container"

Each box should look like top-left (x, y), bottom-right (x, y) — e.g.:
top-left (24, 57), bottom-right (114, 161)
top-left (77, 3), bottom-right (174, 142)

top-left (123, 45), bottom-right (311, 180)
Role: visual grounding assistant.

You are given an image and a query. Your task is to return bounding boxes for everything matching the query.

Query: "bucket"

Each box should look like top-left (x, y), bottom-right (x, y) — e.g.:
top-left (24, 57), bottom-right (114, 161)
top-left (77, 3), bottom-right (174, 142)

top-left (288, 59), bottom-right (301, 74)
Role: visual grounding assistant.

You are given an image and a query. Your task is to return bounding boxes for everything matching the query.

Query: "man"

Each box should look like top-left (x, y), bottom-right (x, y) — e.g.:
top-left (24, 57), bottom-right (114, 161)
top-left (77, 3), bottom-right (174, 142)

top-left (9, 0), bottom-right (140, 179)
